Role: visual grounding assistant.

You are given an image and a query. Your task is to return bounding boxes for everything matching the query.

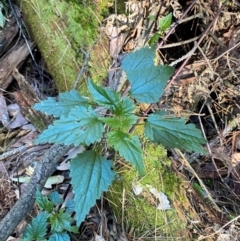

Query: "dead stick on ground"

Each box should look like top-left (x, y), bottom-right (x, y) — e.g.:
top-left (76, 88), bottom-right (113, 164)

top-left (165, 0), bottom-right (229, 89)
top-left (0, 144), bottom-right (71, 241)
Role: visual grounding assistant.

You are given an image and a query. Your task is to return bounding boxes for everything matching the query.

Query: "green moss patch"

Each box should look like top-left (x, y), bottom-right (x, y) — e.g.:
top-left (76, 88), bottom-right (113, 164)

top-left (19, 0), bottom-right (110, 94)
top-left (108, 142), bottom-right (187, 239)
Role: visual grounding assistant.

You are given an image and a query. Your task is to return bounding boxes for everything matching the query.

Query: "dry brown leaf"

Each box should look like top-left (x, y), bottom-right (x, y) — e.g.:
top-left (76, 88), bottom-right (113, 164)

top-left (231, 152), bottom-right (240, 167)
top-left (0, 41), bottom-right (35, 90)
top-left (11, 130), bottom-right (38, 148)
top-left (0, 94), bottom-right (10, 128)
top-left (110, 32), bottom-right (128, 57)
top-left (7, 103), bottom-right (28, 129)
top-left (234, 134), bottom-right (240, 150)
top-left (0, 16), bottom-right (19, 56)
top-left (6, 237), bottom-right (21, 241)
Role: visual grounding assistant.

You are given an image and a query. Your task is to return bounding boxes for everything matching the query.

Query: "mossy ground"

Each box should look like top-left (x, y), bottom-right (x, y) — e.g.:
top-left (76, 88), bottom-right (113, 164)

top-left (108, 141), bottom-right (188, 239)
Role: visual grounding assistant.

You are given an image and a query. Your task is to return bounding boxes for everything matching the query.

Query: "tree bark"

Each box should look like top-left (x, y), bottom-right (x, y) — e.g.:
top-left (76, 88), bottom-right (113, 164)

top-left (17, 0), bottom-right (110, 93)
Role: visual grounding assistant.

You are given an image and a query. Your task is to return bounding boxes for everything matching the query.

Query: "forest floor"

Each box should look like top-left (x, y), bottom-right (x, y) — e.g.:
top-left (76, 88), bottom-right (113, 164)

top-left (1, 0), bottom-right (240, 240)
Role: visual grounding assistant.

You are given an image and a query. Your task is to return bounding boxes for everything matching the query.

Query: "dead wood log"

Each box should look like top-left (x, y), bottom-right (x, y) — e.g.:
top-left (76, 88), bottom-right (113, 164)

top-left (0, 144), bottom-right (70, 241)
top-left (0, 41), bottom-right (35, 90)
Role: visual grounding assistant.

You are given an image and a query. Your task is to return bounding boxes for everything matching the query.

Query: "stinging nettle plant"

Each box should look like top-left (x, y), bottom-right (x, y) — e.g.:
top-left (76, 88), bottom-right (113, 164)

top-left (33, 46), bottom-right (206, 227)
top-left (149, 12), bottom-right (172, 45)
top-left (21, 190), bottom-right (78, 241)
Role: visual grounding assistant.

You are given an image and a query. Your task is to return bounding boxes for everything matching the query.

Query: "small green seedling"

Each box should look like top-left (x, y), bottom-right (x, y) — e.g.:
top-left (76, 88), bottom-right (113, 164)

top-left (149, 12), bottom-right (172, 45)
top-left (21, 190), bottom-right (78, 241)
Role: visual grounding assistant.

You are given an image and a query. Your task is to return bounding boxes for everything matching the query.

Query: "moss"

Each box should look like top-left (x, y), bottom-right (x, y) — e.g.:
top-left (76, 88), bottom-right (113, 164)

top-left (19, 0), bottom-right (110, 94)
top-left (25, 113), bottom-right (46, 131)
top-left (108, 141), bottom-right (187, 239)
top-left (88, 34), bottom-right (111, 85)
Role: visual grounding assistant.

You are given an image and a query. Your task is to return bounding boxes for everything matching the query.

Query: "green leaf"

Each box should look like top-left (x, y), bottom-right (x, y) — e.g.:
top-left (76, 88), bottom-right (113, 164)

top-left (100, 115), bottom-right (137, 130)
top-left (117, 97), bottom-right (135, 115)
top-left (0, 4), bottom-right (5, 28)
top-left (66, 225), bottom-right (79, 233)
top-left (70, 151), bottom-right (115, 226)
top-left (88, 79), bottom-right (135, 115)
top-left (122, 47), bottom-right (174, 103)
top-left (122, 46), bottom-right (156, 73)
top-left (144, 111), bottom-right (206, 153)
top-left (36, 189), bottom-right (54, 213)
top-left (158, 13), bottom-right (172, 34)
top-left (49, 191), bottom-right (63, 205)
top-left (50, 209), bottom-right (75, 233)
top-left (23, 212), bottom-right (49, 240)
top-left (127, 65), bottom-right (173, 103)
top-left (88, 79), bottom-right (121, 108)
top-left (108, 131), bottom-right (144, 175)
top-left (65, 199), bottom-right (75, 212)
top-left (21, 238), bottom-right (47, 241)
top-left (49, 232), bottom-right (70, 241)
top-left (35, 106), bottom-right (104, 146)
top-left (148, 32), bottom-right (160, 45)
top-left (33, 90), bottom-right (88, 117)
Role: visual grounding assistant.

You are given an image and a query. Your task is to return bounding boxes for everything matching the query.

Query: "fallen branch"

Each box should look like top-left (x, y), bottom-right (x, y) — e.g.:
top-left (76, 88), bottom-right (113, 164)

top-left (0, 144), bottom-right (70, 241)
